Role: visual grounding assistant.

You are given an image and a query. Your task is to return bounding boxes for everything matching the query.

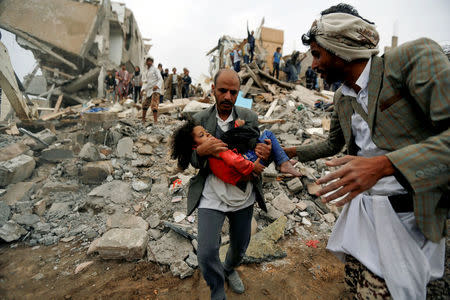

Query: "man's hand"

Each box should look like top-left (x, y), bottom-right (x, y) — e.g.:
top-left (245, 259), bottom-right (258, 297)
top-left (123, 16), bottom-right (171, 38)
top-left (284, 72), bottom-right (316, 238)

top-left (196, 137), bottom-right (228, 157)
top-left (283, 147), bottom-right (297, 159)
top-left (315, 155), bottom-right (395, 207)
top-left (252, 158), bottom-right (265, 175)
top-left (255, 139), bottom-right (272, 161)
top-left (153, 85), bottom-right (158, 91)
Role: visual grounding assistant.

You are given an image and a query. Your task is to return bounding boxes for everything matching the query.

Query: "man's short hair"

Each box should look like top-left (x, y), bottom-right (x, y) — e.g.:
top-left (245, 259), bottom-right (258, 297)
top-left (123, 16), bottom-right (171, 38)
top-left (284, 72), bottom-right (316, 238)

top-left (302, 3), bottom-right (374, 46)
top-left (213, 69), bottom-right (241, 87)
top-left (146, 57), bottom-right (154, 63)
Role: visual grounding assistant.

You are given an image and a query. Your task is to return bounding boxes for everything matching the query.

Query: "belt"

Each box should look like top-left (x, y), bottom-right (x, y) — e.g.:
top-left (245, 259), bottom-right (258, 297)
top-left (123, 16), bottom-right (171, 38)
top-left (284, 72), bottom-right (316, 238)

top-left (388, 193), bottom-right (414, 213)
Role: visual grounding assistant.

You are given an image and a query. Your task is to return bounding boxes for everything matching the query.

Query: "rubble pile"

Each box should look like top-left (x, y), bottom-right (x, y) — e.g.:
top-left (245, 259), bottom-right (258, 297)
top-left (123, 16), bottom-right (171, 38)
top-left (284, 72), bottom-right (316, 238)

top-left (0, 77), bottom-right (340, 278)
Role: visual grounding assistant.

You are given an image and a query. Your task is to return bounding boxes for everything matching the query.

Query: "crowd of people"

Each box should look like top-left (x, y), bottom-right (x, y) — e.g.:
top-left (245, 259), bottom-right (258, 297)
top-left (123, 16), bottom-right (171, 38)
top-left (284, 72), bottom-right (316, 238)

top-left (104, 59), bottom-right (203, 124)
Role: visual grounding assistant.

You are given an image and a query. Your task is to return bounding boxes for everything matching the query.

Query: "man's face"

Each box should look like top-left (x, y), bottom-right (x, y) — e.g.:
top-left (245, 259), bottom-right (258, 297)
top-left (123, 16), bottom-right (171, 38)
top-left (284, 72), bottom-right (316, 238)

top-left (212, 71), bottom-right (239, 116)
top-left (173, 68), bottom-right (177, 74)
top-left (146, 60), bottom-right (153, 68)
top-left (310, 41), bottom-right (345, 84)
top-left (121, 65), bottom-right (126, 70)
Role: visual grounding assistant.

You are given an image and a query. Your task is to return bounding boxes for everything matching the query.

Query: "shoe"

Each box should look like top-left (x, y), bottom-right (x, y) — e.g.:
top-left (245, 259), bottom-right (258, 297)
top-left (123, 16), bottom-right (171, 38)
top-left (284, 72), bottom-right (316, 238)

top-left (225, 270), bottom-right (245, 294)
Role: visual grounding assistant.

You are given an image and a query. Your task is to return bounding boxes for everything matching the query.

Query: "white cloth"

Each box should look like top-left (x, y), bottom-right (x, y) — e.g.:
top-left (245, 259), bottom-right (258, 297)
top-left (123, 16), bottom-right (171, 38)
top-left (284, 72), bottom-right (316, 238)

top-left (172, 74), bottom-right (178, 84)
top-left (198, 109), bottom-right (255, 212)
top-left (142, 65), bottom-right (163, 96)
top-left (327, 58), bottom-right (445, 299)
top-left (233, 50), bottom-right (241, 63)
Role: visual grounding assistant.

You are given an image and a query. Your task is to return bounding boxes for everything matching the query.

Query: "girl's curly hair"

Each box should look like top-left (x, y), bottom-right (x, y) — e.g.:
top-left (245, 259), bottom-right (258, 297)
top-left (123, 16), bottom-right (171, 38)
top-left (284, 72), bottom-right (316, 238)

top-left (170, 118), bottom-right (198, 170)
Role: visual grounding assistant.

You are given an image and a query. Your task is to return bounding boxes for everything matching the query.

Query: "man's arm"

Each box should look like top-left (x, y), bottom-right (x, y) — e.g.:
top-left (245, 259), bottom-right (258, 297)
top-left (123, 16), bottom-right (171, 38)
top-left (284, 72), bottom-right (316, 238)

top-left (285, 106), bottom-right (345, 161)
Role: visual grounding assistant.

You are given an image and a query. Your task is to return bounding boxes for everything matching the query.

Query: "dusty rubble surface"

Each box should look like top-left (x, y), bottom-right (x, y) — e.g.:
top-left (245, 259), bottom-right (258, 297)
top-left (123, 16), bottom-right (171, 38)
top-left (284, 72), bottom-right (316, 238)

top-left (0, 69), bottom-right (449, 299)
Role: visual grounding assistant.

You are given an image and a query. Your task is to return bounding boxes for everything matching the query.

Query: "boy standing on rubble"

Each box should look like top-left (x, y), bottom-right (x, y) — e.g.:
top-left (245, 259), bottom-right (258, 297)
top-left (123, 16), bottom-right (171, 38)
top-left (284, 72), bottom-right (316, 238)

top-left (104, 69), bottom-right (116, 103)
top-left (272, 47), bottom-right (282, 79)
top-left (141, 57), bottom-right (163, 124)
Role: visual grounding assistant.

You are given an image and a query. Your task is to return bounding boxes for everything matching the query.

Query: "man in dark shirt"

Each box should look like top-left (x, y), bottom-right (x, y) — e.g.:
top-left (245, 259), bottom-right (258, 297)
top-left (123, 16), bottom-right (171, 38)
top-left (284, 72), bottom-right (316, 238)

top-left (182, 68), bottom-right (192, 98)
top-left (247, 29), bottom-right (255, 62)
top-left (104, 69), bottom-right (116, 102)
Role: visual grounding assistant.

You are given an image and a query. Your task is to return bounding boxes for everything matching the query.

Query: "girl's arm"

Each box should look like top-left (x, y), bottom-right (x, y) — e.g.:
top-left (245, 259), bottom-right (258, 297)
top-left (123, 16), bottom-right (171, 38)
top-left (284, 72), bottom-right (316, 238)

top-left (218, 150), bottom-right (254, 176)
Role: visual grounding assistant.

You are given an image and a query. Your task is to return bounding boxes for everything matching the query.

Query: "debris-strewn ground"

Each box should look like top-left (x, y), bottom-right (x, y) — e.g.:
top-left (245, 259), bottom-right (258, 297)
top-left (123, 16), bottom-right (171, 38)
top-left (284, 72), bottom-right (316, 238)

top-left (0, 72), bottom-right (448, 299)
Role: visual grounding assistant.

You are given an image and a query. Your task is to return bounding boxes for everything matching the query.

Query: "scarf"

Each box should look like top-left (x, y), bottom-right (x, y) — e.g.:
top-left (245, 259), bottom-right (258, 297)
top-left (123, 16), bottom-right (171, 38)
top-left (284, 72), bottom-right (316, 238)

top-left (310, 13), bottom-right (380, 61)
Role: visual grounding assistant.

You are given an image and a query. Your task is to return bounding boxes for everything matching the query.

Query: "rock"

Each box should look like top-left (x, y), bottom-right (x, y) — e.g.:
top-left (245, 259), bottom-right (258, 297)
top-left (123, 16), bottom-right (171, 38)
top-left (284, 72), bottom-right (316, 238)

top-left (116, 137), bottom-right (133, 158)
top-left (299, 211), bottom-right (309, 217)
top-left (131, 180), bottom-right (150, 192)
top-left (0, 181), bottom-right (35, 206)
top-left (148, 228), bottom-right (163, 240)
top-left (0, 201), bottom-right (11, 226)
top-left (88, 180), bottom-right (133, 204)
top-left (48, 202), bottom-right (71, 214)
top-left (272, 193), bottom-right (296, 215)
top-left (74, 261), bottom-right (94, 274)
top-left (106, 214), bottom-right (149, 230)
top-left (323, 213), bottom-right (336, 223)
top-left (286, 178), bottom-right (303, 193)
top-left (81, 161), bottom-right (113, 184)
top-left (24, 129), bottom-right (57, 151)
top-left (88, 228), bottom-right (148, 260)
top-left (131, 158), bottom-right (153, 167)
top-left (138, 145), bottom-right (153, 155)
top-left (40, 148), bottom-right (74, 162)
top-left (147, 230), bottom-right (193, 265)
top-left (32, 273), bottom-right (44, 281)
top-left (173, 211), bottom-right (186, 223)
top-left (296, 201), bottom-right (308, 211)
top-left (170, 260), bottom-right (194, 279)
top-left (12, 213), bottom-right (40, 226)
top-left (146, 214), bottom-right (160, 229)
top-left (0, 142), bottom-right (30, 162)
top-left (185, 251), bottom-right (198, 268)
top-left (260, 203), bottom-right (284, 221)
top-left (251, 217), bottom-right (258, 235)
top-left (265, 193), bottom-right (274, 201)
top-left (306, 205), bottom-right (316, 215)
top-left (39, 181), bottom-right (79, 197)
top-left (279, 123), bottom-right (292, 133)
top-left (34, 222), bottom-right (51, 234)
top-left (0, 221), bottom-right (27, 242)
top-left (306, 182), bottom-right (321, 195)
top-left (0, 155), bottom-right (35, 187)
top-left (302, 217), bottom-right (312, 227)
top-left (79, 142), bottom-right (101, 162)
top-left (220, 216), bottom-right (287, 264)
top-left (191, 239), bottom-right (198, 252)
top-left (262, 163), bottom-right (278, 180)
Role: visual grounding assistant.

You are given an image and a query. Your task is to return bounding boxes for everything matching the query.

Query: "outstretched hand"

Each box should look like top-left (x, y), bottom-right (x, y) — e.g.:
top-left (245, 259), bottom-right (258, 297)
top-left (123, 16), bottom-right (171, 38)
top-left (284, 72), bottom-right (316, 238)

top-left (196, 137), bottom-right (228, 157)
top-left (315, 155), bottom-right (395, 207)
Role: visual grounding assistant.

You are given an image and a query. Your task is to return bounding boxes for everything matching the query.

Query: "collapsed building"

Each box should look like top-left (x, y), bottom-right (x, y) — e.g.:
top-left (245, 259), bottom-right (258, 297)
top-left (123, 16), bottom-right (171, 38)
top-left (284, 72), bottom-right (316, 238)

top-left (0, 0), bottom-right (151, 120)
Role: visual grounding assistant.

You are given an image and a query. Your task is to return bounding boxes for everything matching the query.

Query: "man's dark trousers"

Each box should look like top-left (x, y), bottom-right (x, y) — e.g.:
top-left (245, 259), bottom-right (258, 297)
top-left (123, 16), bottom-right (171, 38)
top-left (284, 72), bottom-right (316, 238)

top-left (197, 205), bottom-right (253, 300)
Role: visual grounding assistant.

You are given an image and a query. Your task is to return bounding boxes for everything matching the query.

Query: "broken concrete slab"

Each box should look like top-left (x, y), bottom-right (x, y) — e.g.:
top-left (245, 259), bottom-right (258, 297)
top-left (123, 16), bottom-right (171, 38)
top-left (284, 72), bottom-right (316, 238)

top-left (260, 203), bottom-right (284, 221)
top-left (80, 161), bottom-right (113, 184)
top-left (137, 145), bottom-right (153, 155)
top-left (0, 181), bottom-right (35, 205)
top-left (88, 228), bottom-right (148, 260)
top-left (170, 260), bottom-right (194, 279)
top-left (0, 155), bottom-right (35, 187)
top-left (323, 213), bottom-right (336, 223)
top-left (185, 251), bottom-right (198, 269)
top-left (0, 201), bottom-right (11, 226)
top-left (79, 142), bottom-right (101, 162)
top-left (220, 216), bottom-right (287, 264)
top-left (0, 220), bottom-right (27, 242)
top-left (146, 214), bottom-right (160, 229)
top-left (23, 129), bottom-right (57, 151)
top-left (38, 181), bottom-right (78, 197)
top-left (0, 142), bottom-right (30, 162)
top-left (147, 230), bottom-right (193, 265)
top-left (116, 137), bottom-right (133, 158)
top-left (88, 180), bottom-right (133, 204)
top-left (106, 214), bottom-right (149, 230)
top-left (272, 193), bottom-right (296, 215)
top-left (40, 148), bottom-right (74, 162)
top-left (12, 213), bottom-right (40, 226)
top-left (131, 180), bottom-right (150, 192)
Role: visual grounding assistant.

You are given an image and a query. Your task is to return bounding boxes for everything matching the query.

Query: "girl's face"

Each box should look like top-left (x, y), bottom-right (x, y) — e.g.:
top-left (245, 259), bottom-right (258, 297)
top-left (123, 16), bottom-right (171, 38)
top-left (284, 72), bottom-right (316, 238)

top-left (192, 126), bottom-right (211, 145)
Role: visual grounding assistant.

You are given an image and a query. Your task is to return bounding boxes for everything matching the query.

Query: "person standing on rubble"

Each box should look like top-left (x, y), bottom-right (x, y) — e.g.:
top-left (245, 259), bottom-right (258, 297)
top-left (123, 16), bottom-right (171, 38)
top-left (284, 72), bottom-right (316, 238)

top-left (232, 48), bottom-right (242, 72)
top-left (166, 67), bottom-right (181, 100)
top-left (242, 39), bottom-right (250, 64)
top-left (247, 29), bottom-right (255, 63)
top-left (305, 66), bottom-right (316, 89)
top-left (116, 64), bottom-right (130, 103)
top-left (182, 68), bottom-right (192, 98)
top-left (104, 69), bottom-right (116, 103)
top-left (272, 47), bottom-right (282, 79)
top-left (131, 66), bottom-right (142, 103)
top-left (141, 57), bottom-right (163, 124)
top-left (284, 4), bottom-right (449, 299)
top-left (187, 69), bottom-right (272, 300)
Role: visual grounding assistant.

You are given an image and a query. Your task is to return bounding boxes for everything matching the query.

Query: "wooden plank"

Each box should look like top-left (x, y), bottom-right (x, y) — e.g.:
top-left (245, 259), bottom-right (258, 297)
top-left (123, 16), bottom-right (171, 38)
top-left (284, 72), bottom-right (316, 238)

top-left (258, 119), bottom-right (286, 124)
top-left (244, 64), bottom-right (267, 91)
top-left (54, 95), bottom-right (63, 112)
top-left (240, 78), bottom-right (254, 98)
top-left (264, 99), bottom-right (278, 119)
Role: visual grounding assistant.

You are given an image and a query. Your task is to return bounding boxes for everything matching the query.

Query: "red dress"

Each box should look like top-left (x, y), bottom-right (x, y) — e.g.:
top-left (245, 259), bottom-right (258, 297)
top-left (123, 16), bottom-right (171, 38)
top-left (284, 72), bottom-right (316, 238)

top-left (208, 149), bottom-right (254, 186)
